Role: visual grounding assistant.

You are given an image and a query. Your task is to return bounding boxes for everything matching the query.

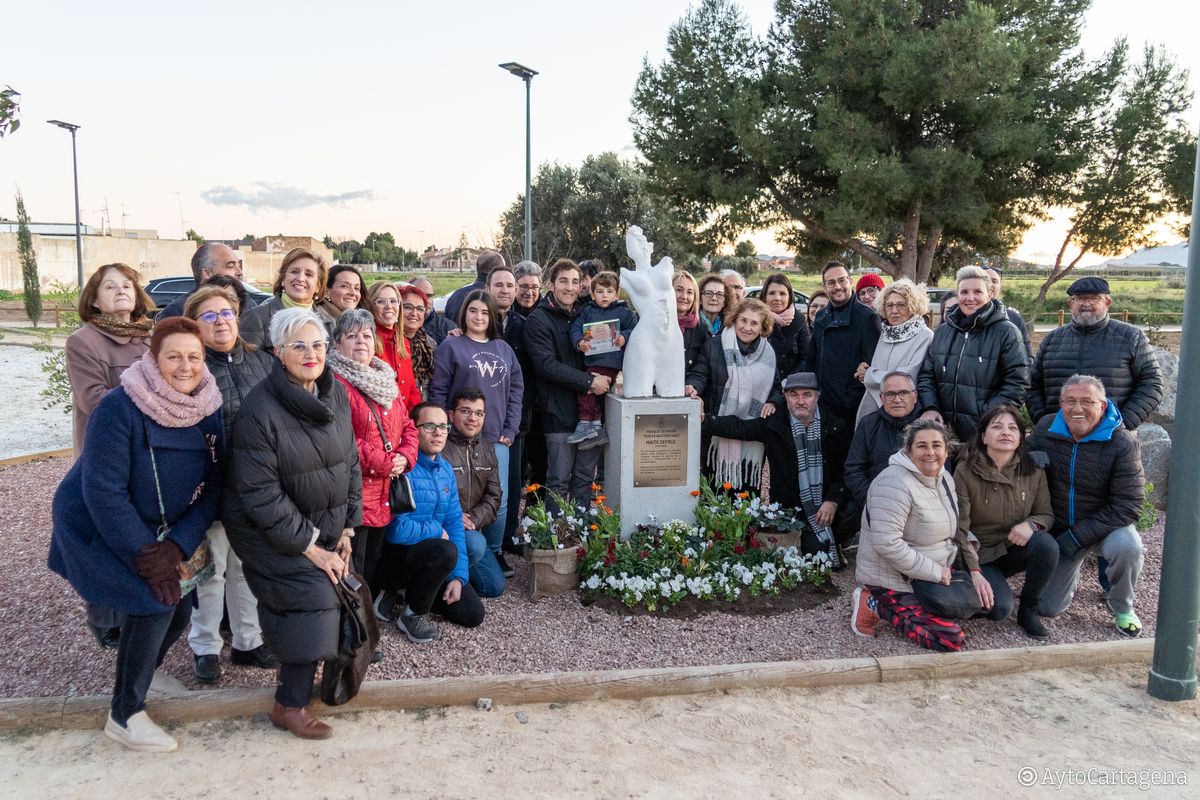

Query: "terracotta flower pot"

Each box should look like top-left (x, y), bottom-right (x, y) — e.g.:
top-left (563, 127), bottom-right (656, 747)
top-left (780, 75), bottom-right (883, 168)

top-left (527, 547), bottom-right (579, 600)
top-left (753, 530), bottom-right (802, 552)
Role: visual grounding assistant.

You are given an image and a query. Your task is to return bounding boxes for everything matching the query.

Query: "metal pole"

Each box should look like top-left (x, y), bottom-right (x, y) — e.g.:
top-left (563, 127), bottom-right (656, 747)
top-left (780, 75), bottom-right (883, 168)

top-left (523, 75), bottom-right (532, 264)
top-left (1147, 129), bottom-right (1200, 701)
top-left (69, 128), bottom-right (83, 288)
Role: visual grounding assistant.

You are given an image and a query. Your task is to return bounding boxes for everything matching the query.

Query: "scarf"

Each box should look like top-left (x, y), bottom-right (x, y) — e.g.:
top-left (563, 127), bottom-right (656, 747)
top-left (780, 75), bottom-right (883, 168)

top-left (708, 327), bottom-right (775, 489)
top-left (120, 351), bottom-right (222, 428)
top-left (280, 294), bottom-right (313, 310)
top-left (327, 348), bottom-right (399, 408)
top-left (677, 311), bottom-right (698, 331)
top-left (91, 314), bottom-right (152, 340)
top-left (699, 310), bottom-right (723, 334)
top-left (318, 297), bottom-right (346, 320)
top-left (267, 358), bottom-right (335, 425)
top-left (771, 303), bottom-right (796, 330)
top-left (790, 410), bottom-right (832, 548)
top-left (881, 315), bottom-right (927, 343)
top-left (407, 329), bottom-right (435, 387)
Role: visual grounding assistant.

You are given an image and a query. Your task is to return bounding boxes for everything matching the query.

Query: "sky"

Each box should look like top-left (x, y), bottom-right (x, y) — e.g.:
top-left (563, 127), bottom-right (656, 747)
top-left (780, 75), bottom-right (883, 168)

top-left (2, 0), bottom-right (1198, 264)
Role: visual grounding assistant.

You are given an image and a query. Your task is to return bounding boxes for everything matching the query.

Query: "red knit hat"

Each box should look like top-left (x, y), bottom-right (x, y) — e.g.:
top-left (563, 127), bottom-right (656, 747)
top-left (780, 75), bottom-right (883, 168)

top-left (855, 273), bottom-right (886, 292)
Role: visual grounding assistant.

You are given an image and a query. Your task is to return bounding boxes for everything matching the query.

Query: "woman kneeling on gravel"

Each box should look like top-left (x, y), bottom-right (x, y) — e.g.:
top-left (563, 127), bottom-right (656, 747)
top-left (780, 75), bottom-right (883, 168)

top-left (851, 419), bottom-right (985, 652)
top-left (50, 317), bottom-right (224, 752)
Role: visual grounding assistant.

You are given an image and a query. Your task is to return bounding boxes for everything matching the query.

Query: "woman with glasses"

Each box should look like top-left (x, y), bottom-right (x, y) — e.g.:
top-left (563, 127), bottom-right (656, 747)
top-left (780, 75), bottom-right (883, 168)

top-left (513, 261), bottom-right (543, 318)
top-left (239, 247), bottom-right (335, 351)
top-left (224, 308), bottom-right (362, 740)
top-left (429, 289), bottom-right (523, 582)
top-left (696, 274), bottom-right (732, 336)
top-left (180, 285), bottom-right (277, 685)
top-left (856, 279), bottom-right (933, 423)
top-left (368, 281), bottom-right (423, 410)
top-left (399, 284), bottom-right (437, 400)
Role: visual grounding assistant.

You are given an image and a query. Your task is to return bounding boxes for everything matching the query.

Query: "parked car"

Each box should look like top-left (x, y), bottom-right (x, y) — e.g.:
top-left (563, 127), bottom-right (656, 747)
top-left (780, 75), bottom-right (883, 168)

top-left (144, 277), bottom-right (272, 310)
top-left (745, 285), bottom-right (810, 314)
top-left (925, 287), bottom-right (954, 326)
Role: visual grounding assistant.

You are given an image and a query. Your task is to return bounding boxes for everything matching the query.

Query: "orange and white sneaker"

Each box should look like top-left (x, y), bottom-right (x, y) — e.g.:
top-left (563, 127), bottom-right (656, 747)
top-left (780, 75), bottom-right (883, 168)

top-left (851, 586), bottom-right (879, 637)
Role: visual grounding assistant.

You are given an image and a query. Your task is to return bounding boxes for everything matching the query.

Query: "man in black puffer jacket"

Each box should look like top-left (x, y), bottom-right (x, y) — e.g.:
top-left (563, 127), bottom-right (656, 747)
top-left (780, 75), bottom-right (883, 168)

top-left (1029, 277), bottom-right (1163, 430)
top-left (524, 259), bottom-right (607, 508)
top-left (1027, 375), bottom-right (1145, 637)
top-left (844, 371), bottom-right (920, 503)
top-left (917, 266), bottom-right (1029, 441)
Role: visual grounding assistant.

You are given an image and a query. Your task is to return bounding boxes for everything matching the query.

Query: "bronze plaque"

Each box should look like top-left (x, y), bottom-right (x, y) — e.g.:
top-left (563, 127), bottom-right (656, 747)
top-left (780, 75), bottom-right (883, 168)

top-left (633, 413), bottom-right (689, 487)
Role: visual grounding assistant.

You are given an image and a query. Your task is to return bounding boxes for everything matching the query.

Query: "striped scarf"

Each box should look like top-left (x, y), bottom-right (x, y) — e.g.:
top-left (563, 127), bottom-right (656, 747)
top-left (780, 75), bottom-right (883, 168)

top-left (790, 410), bottom-right (830, 547)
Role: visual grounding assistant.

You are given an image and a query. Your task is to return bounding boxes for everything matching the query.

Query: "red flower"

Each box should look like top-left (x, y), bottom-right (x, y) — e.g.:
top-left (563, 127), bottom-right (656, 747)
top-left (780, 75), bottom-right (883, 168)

top-left (713, 531), bottom-right (723, 541)
top-left (576, 546), bottom-right (586, 560)
top-left (639, 550), bottom-right (650, 559)
top-left (733, 543), bottom-right (746, 555)
top-left (748, 533), bottom-right (761, 549)
top-left (604, 554), bottom-right (616, 566)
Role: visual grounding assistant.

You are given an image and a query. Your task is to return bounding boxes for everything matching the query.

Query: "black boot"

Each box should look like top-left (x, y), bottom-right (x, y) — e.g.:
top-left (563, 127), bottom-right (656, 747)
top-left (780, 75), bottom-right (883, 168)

top-left (1018, 605), bottom-right (1049, 640)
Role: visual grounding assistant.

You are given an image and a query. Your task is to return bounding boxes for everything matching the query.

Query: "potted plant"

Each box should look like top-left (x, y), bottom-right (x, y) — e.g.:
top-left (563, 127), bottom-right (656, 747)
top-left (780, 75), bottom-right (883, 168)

top-left (513, 484), bottom-right (600, 599)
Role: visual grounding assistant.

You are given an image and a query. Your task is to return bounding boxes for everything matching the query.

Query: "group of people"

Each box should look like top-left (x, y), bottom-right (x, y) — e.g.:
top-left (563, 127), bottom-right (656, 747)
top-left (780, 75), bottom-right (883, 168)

top-left (47, 242), bottom-right (1164, 752)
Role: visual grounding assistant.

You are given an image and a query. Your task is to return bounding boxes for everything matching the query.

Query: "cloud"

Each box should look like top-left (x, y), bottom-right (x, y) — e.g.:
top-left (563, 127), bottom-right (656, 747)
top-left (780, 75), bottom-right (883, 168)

top-left (200, 182), bottom-right (376, 211)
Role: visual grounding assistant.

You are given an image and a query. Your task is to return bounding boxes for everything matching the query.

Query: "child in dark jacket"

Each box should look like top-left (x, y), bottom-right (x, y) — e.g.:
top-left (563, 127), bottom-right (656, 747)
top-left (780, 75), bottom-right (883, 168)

top-left (567, 271), bottom-right (638, 447)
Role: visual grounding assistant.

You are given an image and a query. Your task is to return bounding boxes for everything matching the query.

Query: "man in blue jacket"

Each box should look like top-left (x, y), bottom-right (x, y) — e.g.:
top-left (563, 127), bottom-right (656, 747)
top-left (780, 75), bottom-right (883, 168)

top-left (376, 403), bottom-right (486, 643)
top-left (1027, 375), bottom-right (1146, 636)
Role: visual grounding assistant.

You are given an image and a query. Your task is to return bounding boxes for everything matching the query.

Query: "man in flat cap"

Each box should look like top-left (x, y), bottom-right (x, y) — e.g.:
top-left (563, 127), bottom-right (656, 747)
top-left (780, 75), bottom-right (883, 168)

top-left (1028, 276), bottom-right (1163, 430)
top-left (704, 372), bottom-right (855, 568)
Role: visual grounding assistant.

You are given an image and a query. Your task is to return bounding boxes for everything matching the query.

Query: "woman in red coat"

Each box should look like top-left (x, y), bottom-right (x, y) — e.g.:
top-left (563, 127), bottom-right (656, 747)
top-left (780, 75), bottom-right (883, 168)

top-left (367, 281), bottom-right (423, 410)
top-left (328, 308), bottom-right (418, 596)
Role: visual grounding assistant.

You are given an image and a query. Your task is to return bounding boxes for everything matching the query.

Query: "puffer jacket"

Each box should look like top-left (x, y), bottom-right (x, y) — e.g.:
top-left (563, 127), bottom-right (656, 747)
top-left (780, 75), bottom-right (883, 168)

top-left (205, 343), bottom-right (272, 445)
top-left (917, 299), bottom-right (1029, 441)
top-left (952, 456), bottom-right (1054, 570)
top-left (808, 298), bottom-right (881, 420)
top-left (1028, 316), bottom-right (1163, 430)
top-left (524, 294), bottom-right (594, 434)
top-left (239, 296), bottom-right (335, 351)
top-left (855, 451), bottom-right (962, 593)
top-left (1027, 400), bottom-right (1144, 556)
top-left (844, 406), bottom-right (920, 503)
top-left (387, 451), bottom-right (469, 586)
top-left (223, 361), bottom-right (363, 664)
top-left (334, 373), bottom-right (419, 528)
top-left (442, 429), bottom-right (502, 530)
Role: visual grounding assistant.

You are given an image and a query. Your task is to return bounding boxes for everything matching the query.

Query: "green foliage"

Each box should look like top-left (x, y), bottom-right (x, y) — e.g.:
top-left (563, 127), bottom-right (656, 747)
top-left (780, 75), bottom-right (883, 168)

top-left (1138, 483), bottom-right (1158, 532)
top-left (15, 190), bottom-right (41, 327)
top-left (497, 152), bottom-right (701, 269)
top-left (733, 239), bottom-right (756, 258)
top-left (185, 228), bottom-right (205, 244)
top-left (37, 281), bottom-right (81, 414)
top-left (632, 0), bottom-right (1171, 283)
top-left (711, 254), bottom-right (757, 277)
top-left (0, 85), bottom-right (19, 137)
top-left (328, 233), bottom-right (419, 268)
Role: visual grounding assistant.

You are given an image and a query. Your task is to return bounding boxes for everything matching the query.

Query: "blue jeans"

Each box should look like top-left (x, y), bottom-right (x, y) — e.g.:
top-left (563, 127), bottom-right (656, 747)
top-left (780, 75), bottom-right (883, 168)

top-left (481, 442), bottom-right (510, 555)
top-left (466, 528), bottom-right (505, 598)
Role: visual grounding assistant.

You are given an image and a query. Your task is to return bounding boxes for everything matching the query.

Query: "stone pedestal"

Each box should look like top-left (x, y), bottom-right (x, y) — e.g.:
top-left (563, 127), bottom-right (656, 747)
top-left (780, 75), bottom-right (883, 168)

top-left (603, 393), bottom-right (701, 537)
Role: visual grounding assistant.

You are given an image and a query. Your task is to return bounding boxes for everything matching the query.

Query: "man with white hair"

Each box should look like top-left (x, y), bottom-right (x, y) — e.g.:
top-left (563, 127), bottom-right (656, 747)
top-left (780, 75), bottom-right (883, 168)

top-left (720, 269), bottom-right (746, 306)
top-left (1027, 374), bottom-right (1146, 637)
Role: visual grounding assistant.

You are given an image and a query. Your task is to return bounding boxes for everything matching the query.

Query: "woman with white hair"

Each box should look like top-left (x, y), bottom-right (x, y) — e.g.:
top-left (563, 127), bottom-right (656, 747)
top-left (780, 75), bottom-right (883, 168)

top-left (224, 307), bottom-right (362, 740)
top-left (856, 278), bottom-right (933, 423)
top-left (916, 266), bottom-right (1029, 440)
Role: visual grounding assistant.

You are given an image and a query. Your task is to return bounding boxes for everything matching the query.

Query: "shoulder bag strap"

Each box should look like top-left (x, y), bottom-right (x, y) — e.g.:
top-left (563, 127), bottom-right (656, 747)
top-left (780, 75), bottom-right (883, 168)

top-left (350, 384), bottom-right (392, 453)
top-left (143, 416), bottom-right (171, 541)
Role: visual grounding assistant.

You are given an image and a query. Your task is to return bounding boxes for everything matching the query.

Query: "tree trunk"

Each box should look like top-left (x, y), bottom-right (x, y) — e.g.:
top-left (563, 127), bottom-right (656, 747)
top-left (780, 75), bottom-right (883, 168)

top-left (897, 199), bottom-right (923, 280)
top-left (766, 182), bottom-right (899, 276)
top-left (915, 222), bottom-right (943, 285)
top-left (1033, 225), bottom-right (1088, 321)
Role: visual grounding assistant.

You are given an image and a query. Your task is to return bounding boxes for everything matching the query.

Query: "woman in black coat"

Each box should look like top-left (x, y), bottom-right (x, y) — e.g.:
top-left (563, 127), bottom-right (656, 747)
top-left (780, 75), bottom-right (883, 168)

top-left (224, 307), bottom-right (363, 740)
top-left (760, 272), bottom-right (810, 378)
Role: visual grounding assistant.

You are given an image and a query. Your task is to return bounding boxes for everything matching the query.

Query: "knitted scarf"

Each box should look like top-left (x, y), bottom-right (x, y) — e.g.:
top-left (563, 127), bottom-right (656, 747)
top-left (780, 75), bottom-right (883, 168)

top-left (406, 329), bottom-right (435, 387)
top-left (327, 348), bottom-right (399, 408)
top-left (771, 303), bottom-right (796, 330)
top-left (790, 410), bottom-right (831, 548)
top-left (90, 314), bottom-right (152, 340)
top-left (677, 311), bottom-right (698, 331)
top-left (709, 327), bottom-right (775, 489)
top-left (120, 351), bottom-right (222, 428)
top-left (699, 310), bottom-right (723, 335)
top-left (881, 315), bottom-right (927, 343)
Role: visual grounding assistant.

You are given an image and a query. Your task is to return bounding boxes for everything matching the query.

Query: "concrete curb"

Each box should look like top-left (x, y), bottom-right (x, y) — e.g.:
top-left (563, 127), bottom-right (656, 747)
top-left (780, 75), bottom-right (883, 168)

top-left (0, 449), bottom-right (71, 468)
top-left (0, 639), bottom-right (1155, 732)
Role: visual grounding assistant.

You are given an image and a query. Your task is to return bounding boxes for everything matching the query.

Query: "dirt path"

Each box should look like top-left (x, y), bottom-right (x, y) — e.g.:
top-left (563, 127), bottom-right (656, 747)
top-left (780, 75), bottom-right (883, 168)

top-left (2, 662), bottom-right (1196, 799)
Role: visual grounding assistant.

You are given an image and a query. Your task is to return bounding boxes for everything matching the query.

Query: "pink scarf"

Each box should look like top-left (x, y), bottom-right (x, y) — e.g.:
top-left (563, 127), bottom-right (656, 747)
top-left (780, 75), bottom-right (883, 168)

top-left (677, 311), bottom-right (699, 331)
top-left (771, 303), bottom-right (796, 329)
top-left (120, 352), bottom-right (223, 427)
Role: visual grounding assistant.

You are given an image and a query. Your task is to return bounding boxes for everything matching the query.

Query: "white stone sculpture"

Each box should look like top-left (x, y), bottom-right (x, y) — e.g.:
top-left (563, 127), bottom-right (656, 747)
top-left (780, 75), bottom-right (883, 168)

top-left (620, 226), bottom-right (685, 398)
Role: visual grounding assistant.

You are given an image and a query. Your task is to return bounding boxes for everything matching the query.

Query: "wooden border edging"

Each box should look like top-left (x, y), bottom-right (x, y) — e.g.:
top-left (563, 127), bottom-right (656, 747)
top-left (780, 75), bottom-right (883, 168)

top-left (0, 638), bottom-right (1156, 733)
top-left (0, 448), bottom-right (71, 468)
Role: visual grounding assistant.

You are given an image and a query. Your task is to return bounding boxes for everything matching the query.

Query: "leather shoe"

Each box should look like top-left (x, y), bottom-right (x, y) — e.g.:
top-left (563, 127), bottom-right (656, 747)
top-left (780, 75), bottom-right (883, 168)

top-left (231, 645), bottom-right (279, 669)
top-left (194, 653), bottom-right (221, 684)
top-left (270, 702), bottom-right (333, 740)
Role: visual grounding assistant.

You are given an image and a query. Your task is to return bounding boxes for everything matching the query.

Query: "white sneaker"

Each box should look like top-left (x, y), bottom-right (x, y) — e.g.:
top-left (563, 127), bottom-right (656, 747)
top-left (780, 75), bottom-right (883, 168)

top-left (148, 669), bottom-right (189, 699)
top-left (104, 711), bottom-right (179, 752)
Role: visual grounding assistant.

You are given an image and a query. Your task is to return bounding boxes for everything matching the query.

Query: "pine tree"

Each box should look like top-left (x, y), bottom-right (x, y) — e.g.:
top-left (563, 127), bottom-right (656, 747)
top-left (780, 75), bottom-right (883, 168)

top-left (15, 190), bottom-right (42, 327)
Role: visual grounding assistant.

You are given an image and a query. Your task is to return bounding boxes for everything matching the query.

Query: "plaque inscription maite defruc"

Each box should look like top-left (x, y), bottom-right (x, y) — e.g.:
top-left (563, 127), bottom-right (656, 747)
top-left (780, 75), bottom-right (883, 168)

top-left (633, 413), bottom-right (688, 487)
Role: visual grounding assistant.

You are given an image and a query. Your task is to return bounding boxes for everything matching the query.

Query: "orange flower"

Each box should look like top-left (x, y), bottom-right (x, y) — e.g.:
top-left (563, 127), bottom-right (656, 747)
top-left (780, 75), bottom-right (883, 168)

top-left (524, 483), bottom-right (541, 493)
top-left (690, 490), bottom-right (701, 497)
top-left (737, 492), bottom-right (749, 500)
top-left (591, 483), bottom-right (603, 492)
top-left (595, 495), bottom-right (606, 503)
top-left (722, 482), bottom-right (732, 491)
top-left (590, 524), bottom-right (599, 531)
top-left (680, 556), bottom-right (691, 568)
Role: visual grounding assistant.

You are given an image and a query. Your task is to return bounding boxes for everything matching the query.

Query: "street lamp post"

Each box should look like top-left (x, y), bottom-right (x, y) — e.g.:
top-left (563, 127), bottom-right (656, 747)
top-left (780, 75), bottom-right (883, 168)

top-left (47, 119), bottom-right (84, 289)
top-left (499, 62), bottom-right (537, 264)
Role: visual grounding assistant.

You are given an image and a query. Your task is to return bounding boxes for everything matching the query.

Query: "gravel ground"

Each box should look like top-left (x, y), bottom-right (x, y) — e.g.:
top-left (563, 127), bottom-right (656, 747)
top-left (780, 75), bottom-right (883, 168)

top-left (0, 345), bottom-right (72, 460)
top-left (0, 456), bottom-right (1164, 698)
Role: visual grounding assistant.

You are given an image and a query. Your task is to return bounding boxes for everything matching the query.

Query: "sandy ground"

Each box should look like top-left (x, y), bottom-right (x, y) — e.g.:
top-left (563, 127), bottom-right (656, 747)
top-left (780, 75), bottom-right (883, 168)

top-left (0, 345), bottom-right (72, 459)
top-left (1, 662), bottom-right (1197, 799)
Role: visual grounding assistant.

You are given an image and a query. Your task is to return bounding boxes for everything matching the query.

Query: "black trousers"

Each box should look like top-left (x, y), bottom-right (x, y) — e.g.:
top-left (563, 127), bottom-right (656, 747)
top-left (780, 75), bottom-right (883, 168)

top-left (376, 540), bottom-right (484, 627)
top-left (352, 524), bottom-right (389, 595)
top-left (980, 529), bottom-right (1060, 610)
top-left (112, 601), bottom-right (193, 725)
top-left (276, 661), bottom-right (318, 708)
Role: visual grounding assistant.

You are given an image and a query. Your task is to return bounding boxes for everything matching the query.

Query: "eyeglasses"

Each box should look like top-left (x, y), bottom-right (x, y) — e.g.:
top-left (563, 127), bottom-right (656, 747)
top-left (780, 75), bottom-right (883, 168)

top-left (417, 422), bottom-right (451, 433)
top-left (402, 303), bottom-right (424, 314)
top-left (881, 390), bottom-right (915, 400)
top-left (284, 340), bottom-right (328, 355)
top-left (1061, 398), bottom-right (1100, 409)
top-left (824, 276), bottom-right (851, 287)
top-left (454, 407), bottom-right (486, 419)
top-left (197, 309), bottom-right (236, 324)
top-left (518, 286), bottom-right (540, 294)
top-left (374, 297), bottom-right (400, 306)
top-left (701, 291), bottom-right (725, 299)
top-left (883, 302), bottom-right (908, 311)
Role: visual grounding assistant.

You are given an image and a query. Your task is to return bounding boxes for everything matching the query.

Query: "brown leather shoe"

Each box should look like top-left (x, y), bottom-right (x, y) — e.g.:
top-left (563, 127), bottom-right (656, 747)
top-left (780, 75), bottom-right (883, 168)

top-left (269, 702), bottom-right (333, 740)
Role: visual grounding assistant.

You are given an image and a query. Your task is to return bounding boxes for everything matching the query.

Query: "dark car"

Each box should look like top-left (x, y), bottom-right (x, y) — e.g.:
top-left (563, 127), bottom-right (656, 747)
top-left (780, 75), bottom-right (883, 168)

top-left (145, 276), bottom-right (272, 310)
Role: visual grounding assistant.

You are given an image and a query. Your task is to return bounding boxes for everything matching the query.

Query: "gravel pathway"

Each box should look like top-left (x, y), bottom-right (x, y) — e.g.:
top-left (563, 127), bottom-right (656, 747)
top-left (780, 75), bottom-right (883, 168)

top-left (0, 456), bottom-right (1164, 698)
top-left (0, 345), bottom-right (72, 460)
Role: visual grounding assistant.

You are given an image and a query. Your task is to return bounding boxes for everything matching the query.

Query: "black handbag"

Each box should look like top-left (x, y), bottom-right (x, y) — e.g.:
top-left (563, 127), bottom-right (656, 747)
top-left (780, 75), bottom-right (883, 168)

top-left (351, 385), bottom-right (416, 514)
top-left (320, 571), bottom-right (380, 706)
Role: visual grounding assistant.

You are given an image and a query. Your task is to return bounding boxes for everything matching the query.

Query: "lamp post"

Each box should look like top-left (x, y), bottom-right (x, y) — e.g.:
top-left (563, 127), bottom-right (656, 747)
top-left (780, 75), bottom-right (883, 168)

top-left (499, 62), bottom-right (537, 263)
top-left (47, 119), bottom-right (84, 289)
